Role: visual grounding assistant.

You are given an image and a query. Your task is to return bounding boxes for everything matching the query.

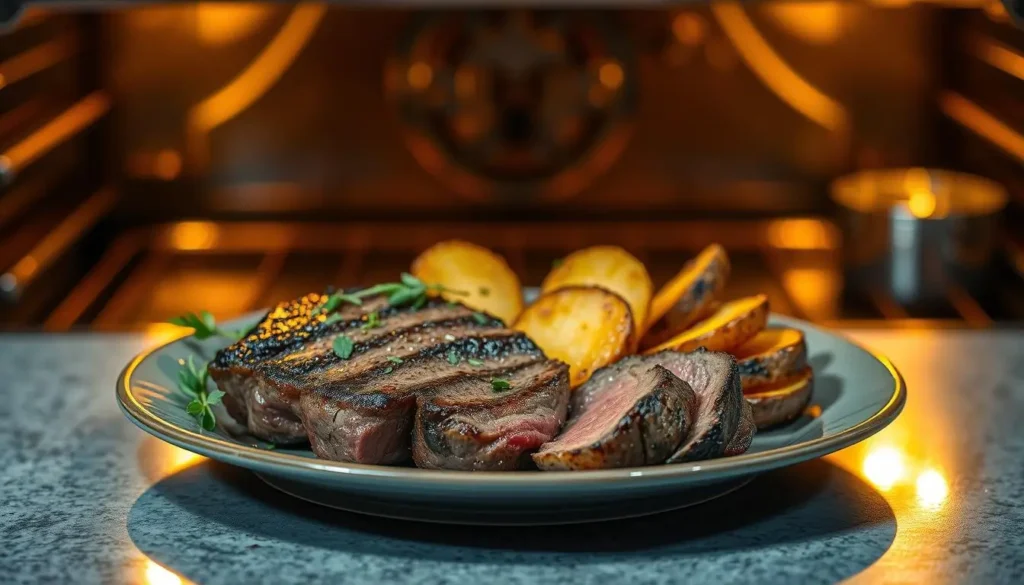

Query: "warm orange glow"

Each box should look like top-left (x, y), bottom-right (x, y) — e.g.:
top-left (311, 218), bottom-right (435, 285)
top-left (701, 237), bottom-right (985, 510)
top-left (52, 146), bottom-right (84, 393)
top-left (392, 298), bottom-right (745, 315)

top-left (906, 189), bottom-right (937, 219)
top-left (940, 91), bottom-right (1024, 162)
top-left (196, 4), bottom-right (270, 46)
top-left (862, 445), bottom-right (906, 491)
top-left (711, 2), bottom-right (847, 132)
top-left (598, 61), bottom-right (624, 91)
top-left (0, 92), bottom-right (110, 175)
top-left (144, 560), bottom-right (183, 585)
top-left (0, 36), bottom-right (75, 90)
top-left (672, 13), bottom-right (706, 46)
top-left (407, 62), bottom-right (434, 91)
top-left (765, 218), bottom-right (836, 250)
top-left (780, 267), bottom-right (839, 318)
top-left (168, 221), bottom-right (219, 251)
top-left (972, 35), bottom-right (1024, 82)
top-left (916, 468), bottom-right (949, 509)
top-left (143, 322), bottom-right (190, 347)
top-left (189, 4), bottom-right (326, 166)
top-left (154, 149), bottom-right (183, 180)
top-left (765, 2), bottom-right (843, 45)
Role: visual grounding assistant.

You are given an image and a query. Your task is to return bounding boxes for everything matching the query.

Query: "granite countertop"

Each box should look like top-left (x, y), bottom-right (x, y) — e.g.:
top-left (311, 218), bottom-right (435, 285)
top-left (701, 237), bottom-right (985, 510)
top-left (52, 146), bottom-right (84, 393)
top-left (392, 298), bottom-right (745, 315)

top-left (1, 329), bottom-right (1022, 584)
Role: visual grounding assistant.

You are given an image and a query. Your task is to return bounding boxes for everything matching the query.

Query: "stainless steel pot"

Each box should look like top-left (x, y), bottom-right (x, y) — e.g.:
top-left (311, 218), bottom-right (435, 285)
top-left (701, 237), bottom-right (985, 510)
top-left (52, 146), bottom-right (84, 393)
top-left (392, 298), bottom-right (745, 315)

top-left (831, 168), bottom-right (1007, 306)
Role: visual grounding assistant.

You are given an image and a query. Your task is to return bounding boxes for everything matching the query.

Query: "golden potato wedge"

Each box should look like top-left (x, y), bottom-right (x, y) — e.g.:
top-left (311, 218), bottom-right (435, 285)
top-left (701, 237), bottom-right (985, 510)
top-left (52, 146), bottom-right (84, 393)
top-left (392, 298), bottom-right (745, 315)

top-left (542, 246), bottom-right (652, 335)
top-left (643, 244), bottom-right (730, 348)
top-left (745, 367), bottom-right (814, 430)
top-left (734, 327), bottom-right (808, 392)
top-left (643, 294), bottom-right (769, 355)
top-left (411, 240), bottom-right (523, 325)
top-left (514, 286), bottom-right (634, 388)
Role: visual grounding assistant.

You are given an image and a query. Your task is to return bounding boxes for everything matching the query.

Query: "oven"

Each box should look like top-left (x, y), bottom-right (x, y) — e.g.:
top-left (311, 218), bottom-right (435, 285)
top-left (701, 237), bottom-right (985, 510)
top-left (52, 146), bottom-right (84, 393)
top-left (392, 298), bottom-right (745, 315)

top-left (1, 1), bottom-right (1021, 335)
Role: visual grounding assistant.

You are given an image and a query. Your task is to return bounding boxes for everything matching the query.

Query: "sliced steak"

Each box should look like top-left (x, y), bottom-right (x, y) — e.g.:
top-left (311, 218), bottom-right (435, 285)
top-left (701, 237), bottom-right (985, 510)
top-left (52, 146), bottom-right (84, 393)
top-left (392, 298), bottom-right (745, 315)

top-left (208, 292), bottom-right (390, 443)
top-left (648, 350), bottom-right (747, 462)
top-left (533, 364), bottom-right (696, 470)
top-left (413, 360), bottom-right (570, 471)
top-left (294, 330), bottom-right (547, 464)
top-left (724, 398), bottom-right (755, 456)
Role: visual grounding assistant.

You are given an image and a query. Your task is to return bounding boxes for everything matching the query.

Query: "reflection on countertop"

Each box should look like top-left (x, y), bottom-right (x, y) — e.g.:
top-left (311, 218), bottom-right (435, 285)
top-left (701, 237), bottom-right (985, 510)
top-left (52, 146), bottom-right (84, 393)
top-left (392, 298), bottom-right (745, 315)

top-left (0, 329), bottom-right (1021, 584)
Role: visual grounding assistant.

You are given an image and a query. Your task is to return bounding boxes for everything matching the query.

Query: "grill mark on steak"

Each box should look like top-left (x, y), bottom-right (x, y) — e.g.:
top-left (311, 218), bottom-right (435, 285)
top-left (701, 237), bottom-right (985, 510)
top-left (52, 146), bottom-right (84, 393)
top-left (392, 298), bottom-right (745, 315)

top-left (208, 291), bottom-right (388, 433)
top-left (413, 360), bottom-right (570, 470)
top-left (296, 331), bottom-right (550, 464)
top-left (205, 291), bottom-right (570, 467)
top-left (218, 302), bottom-right (493, 443)
top-left (532, 363), bottom-right (695, 470)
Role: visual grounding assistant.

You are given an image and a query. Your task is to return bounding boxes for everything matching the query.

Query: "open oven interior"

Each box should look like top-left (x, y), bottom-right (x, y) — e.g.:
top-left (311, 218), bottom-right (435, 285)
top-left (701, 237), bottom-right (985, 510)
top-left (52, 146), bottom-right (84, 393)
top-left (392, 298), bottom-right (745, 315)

top-left (1, 3), bottom-right (1022, 333)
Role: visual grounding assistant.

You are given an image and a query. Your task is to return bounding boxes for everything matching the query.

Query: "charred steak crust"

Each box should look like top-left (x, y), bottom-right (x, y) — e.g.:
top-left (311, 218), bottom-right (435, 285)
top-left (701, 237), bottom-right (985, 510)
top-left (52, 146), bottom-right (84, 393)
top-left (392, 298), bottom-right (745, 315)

top-left (413, 360), bottom-right (570, 471)
top-left (725, 397), bottom-right (756, 456)
top-left (655, 350), bottom-right (746, 463)
top-left (296, 331), bottom-right (550, 465)
top-left (532, 364), bottom-right (696, 471)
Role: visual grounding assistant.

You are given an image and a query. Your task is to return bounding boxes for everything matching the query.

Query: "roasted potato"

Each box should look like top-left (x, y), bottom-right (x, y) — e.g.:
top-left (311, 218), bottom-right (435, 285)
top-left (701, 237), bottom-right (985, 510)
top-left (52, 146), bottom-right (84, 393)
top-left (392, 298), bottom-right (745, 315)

top-left (542, 246), bottom-right (652, 336)
top-left (734, 327), bottom-right (808, 392)
top-left (745, 367), bottom-right (814, 430)
top-left (643, 244), bottom-right (730, 349)
top-left (411, 240), bottom-right (523, 325)
top-left (643, 294), bottom-right (769, 355)
top-left (514, 286), bottom-right (634, 388)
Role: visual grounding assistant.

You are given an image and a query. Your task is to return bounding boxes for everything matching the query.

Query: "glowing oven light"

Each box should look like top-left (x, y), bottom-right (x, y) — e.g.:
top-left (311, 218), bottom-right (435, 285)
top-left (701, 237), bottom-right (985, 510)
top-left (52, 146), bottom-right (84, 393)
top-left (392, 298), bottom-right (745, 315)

top-left (144, 560), bottom-right (182, 585)
top-left (862, 446), bottom-right (905, 491)
top-left (916, 468), bottom-right (949, 509)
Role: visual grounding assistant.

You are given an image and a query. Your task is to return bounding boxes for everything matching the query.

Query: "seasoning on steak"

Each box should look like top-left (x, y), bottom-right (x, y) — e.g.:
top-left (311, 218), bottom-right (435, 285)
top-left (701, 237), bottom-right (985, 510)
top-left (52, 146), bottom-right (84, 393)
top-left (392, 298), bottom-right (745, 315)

top-left (533, 363), bottom-right (697, 470)
top-left (210, 291), bottom-right (571, 468)
top-left (413, 360), bottom-right (570, 471)
top-left (207, 291), bottom-right (390, 444)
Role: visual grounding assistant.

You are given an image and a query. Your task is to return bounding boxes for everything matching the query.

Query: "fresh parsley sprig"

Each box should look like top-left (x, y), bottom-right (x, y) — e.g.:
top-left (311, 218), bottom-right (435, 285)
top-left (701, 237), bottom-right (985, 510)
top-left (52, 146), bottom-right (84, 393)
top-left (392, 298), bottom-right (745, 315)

top-left (313, 273), bottom-right (467, 316)
top-left (169, 311), bottom-right (245, 341)
top-left (177, 356), bottom-right (224, 431)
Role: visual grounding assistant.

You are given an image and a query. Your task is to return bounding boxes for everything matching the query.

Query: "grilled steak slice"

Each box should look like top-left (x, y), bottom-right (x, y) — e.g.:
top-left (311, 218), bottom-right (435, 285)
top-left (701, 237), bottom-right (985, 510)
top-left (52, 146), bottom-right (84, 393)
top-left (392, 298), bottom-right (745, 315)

top-left (413, 360), bottom-right (570, 471)
top-left (533, 364), bottom-right (696, 470)
top-left (724, 397), bottom-right (755, 457)
top-left (648, 350), bottom-right (746, 463)
top-left (208, 292), bottom-right (390, 443)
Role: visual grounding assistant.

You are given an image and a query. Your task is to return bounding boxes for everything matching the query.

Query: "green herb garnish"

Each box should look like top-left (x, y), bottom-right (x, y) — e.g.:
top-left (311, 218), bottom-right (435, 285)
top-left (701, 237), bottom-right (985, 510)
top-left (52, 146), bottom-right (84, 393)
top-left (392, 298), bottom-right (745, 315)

top-left (177, 356), bottom-right (224, 431)
top-left (361, 311), bottom-right (382, 331)
top-left (383, 366), bottom-right (394, 374)
top-left (447, 349), bottom-right (460, 365)
top-left (471, 312), bottom-right (489, 325)
top-left (387, 356), bottom-right (403, 364)
top-left (333, 335), bottom-right (354, 359)
top-left (168, 311), bottom-right (245, 341)
top-left (467, 358), bottom-right (484, 367)
top-left (315, 272), bottom-right (468, 316)
top-left (491, 378), bottom-right (511, 391)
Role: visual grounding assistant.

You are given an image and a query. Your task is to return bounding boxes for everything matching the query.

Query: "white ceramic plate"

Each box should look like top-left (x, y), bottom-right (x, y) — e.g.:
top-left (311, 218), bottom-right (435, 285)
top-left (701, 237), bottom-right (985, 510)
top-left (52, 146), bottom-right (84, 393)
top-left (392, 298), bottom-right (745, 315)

top-left (117, 313), bottom-right (904, 525)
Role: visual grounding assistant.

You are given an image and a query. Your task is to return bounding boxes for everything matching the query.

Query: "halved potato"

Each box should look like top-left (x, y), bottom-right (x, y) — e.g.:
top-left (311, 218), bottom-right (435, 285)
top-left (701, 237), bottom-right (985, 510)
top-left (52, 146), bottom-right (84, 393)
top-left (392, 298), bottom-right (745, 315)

top-left (514, 286), bottom-right (634, 388)
top-left (643, 294), bottom-right (769, 355)
top-left (542, 246), bottom-right (652, 336)
top-left (745, 367), bottom-right (814, 430)
top-left (411, 240), bottom-right (523, 325)
top-left (734, 327), bottom-right (808, 392)
top-left (643, 244), bottom-right (730, 348)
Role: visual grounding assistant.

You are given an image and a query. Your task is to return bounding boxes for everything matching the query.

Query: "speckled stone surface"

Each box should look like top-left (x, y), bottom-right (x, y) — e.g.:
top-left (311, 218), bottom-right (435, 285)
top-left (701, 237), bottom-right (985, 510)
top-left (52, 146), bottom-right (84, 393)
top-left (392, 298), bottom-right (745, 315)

top-left (0, 330), bottom-right (1022, 584)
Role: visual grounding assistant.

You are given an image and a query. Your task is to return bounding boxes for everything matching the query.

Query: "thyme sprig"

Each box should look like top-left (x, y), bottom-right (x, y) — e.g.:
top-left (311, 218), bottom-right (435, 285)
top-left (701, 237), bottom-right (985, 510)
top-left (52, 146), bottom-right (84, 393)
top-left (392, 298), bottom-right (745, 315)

top-left (168, 311), bottom-right (245, 341)
top-left (313, 273), bottom-right (467, 316)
